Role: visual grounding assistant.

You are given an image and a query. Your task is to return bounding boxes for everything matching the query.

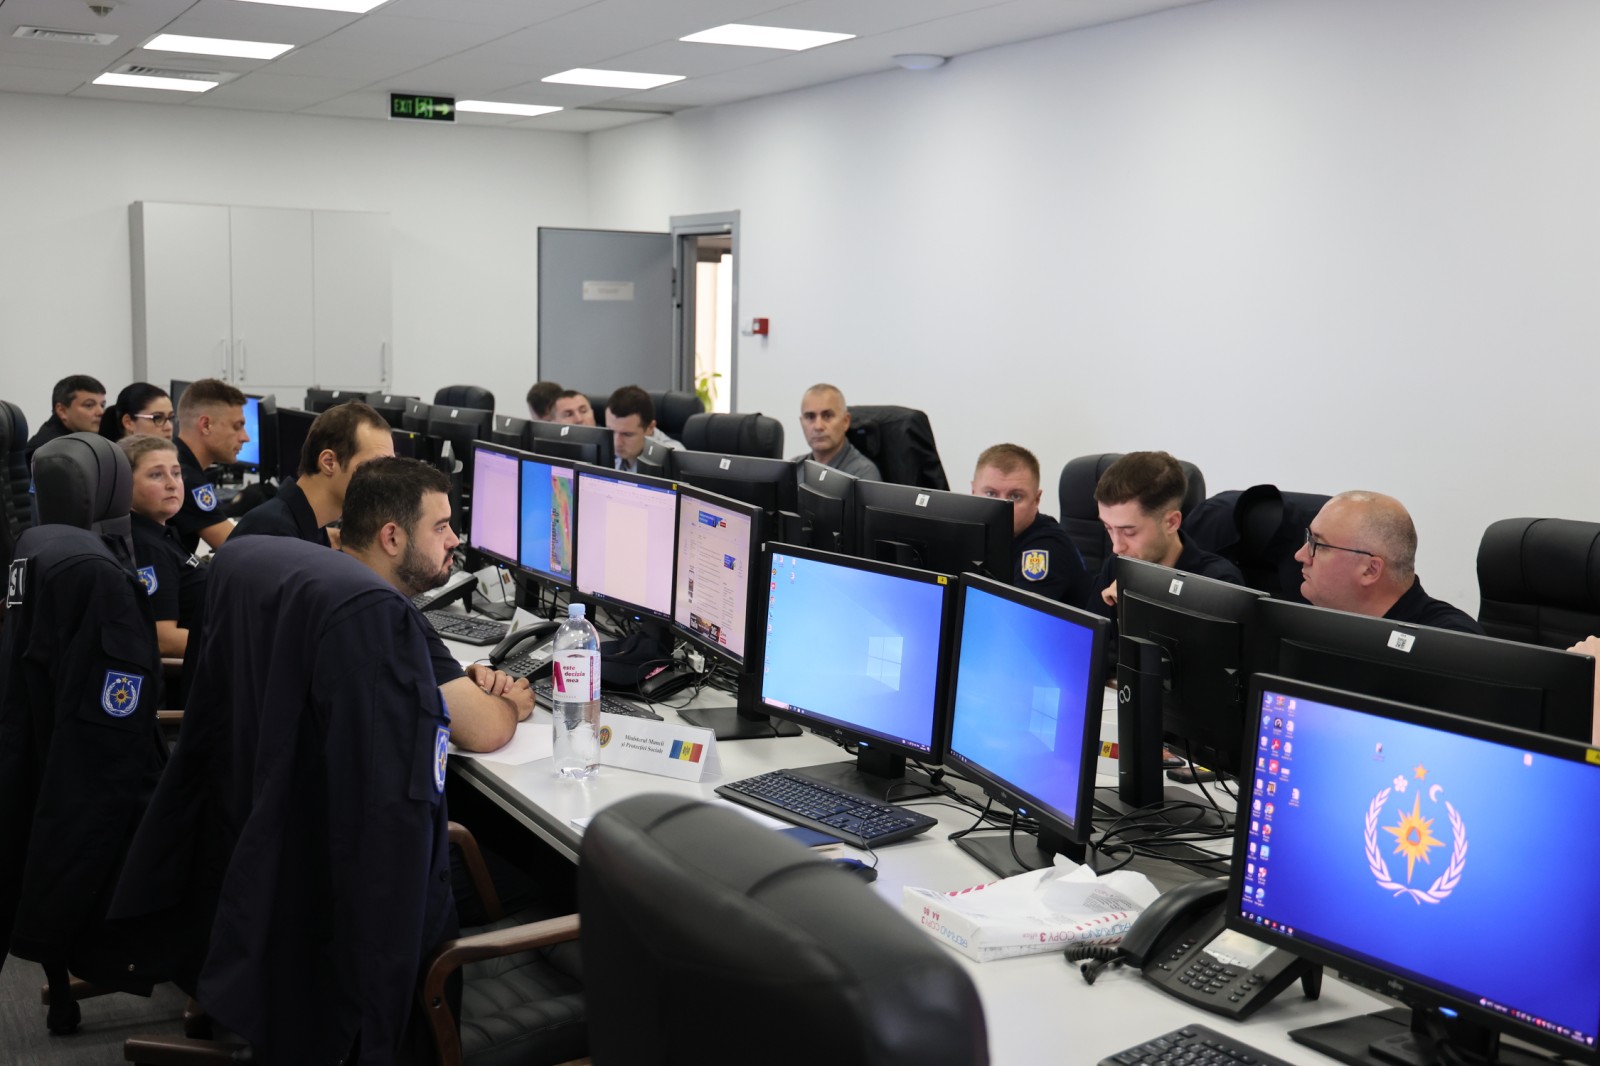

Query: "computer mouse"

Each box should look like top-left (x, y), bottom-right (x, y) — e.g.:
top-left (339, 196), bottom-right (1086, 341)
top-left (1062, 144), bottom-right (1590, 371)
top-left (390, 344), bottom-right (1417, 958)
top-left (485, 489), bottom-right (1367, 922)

top-left (829, 857), bottom-right (878, 883)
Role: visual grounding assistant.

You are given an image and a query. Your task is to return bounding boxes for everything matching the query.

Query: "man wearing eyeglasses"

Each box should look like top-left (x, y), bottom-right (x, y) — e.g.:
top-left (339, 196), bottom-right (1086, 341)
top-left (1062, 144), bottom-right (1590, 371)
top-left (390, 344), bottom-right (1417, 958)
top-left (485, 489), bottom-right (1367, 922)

top-left (1295, 491), bottom-right (1483, 634)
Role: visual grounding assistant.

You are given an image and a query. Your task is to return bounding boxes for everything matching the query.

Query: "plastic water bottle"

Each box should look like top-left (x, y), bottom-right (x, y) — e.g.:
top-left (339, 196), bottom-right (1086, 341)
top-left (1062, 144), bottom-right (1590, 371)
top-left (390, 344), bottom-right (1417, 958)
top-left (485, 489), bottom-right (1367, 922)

top-left (551, 603), bottom-right (602, 778)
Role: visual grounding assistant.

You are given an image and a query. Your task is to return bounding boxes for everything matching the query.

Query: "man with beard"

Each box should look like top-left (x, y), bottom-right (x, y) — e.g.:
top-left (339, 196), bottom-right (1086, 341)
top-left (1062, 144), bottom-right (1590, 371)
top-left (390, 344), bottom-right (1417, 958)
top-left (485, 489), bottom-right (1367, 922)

top-left (340, 457), bottom-right (533, 752)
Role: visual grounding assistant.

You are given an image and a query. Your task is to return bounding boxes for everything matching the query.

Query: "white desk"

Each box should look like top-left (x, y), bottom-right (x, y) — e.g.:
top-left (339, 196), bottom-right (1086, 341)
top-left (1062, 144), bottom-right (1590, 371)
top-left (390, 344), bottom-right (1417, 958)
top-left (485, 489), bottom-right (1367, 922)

top-left (447, 643), bottom-right (1387, 1064)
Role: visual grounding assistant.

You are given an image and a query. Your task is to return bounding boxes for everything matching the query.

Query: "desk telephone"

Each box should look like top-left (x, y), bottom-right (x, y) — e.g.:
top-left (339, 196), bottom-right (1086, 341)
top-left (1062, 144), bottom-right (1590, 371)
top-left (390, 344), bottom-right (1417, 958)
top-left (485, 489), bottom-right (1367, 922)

top-left (488, 620), bottom-right (561, 667)
top-left (1075, 879), bottom-right (1321, 1021)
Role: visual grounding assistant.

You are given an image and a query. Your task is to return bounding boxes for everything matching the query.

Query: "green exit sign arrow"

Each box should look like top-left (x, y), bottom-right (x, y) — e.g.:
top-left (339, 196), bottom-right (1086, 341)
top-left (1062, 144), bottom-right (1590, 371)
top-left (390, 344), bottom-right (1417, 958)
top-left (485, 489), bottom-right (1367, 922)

top-left (390, 93), bottom-right (455, 122)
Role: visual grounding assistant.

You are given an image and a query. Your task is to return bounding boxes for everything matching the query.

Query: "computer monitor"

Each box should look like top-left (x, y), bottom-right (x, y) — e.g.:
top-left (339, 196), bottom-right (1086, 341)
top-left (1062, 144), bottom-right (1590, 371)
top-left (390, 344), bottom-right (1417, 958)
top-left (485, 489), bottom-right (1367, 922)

top-left (1232, 674), bottom-right (1600, 1065)
top-left (1115, 557), bottom-right (1268, 813)
top-left (169, 379), bottom-right (192, 406)
top-left (425, 403), bottom-right (494, 483)
top-left (530, 421), bottom-right (614, 470)
top-left (759, 543), bottom-right (953, 797)
top-left (1255, 599), bottom-right (1594, 742)
top-left (943, 574), bottom-right (1109, 876)
top-left (305, 387), bottom-right (365, 414)
top-left (669, 450), bottom-right (799, 539)
top-left (491, 414), bottom-right (532, 449)
top-left (796, 459), bottom-right (858, 553)
top-left (468, 442), bottom-right (521, 568)
top-left (234, 393), bottom-right (275, 474)
top-left (635, 438), bottom-right (671, 479)
top-left (573, 465), bottom-right (677, 622)
top-left (855, 480), bottom-right (1011, 581)
top-left (363, 392), bottom-right (415, 429)
top-left (275, 407), bottom-right (316, 482)
top-left (391, 428), bottom-right (423, 460)
top-left (517, 454), bottom-right (575, 588)
top-left (401, 399), bottom-right (432, 434)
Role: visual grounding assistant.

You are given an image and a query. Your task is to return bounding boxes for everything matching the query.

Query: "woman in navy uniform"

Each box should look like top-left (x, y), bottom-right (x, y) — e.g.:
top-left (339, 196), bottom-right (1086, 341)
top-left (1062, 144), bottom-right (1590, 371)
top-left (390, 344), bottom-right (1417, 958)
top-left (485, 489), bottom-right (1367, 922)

top-left (119, 435), bottom-right (207, 659)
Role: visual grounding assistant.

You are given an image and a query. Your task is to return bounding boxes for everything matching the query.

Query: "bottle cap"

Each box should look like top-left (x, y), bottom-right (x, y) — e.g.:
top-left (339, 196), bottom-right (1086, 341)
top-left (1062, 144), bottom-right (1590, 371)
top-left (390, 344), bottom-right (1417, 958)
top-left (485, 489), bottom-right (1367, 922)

top-left (567, 603), bottom-right (585, 619)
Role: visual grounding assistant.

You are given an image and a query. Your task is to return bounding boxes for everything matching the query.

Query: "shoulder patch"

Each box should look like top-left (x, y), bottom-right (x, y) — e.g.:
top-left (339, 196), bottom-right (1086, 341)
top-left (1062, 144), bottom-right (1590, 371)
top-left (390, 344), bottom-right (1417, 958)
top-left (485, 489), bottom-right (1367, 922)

top-left (1021, 549), bottom-right (1050, 581)
top-left (101, 671), bottom-right (143, 718)
top-left (433, 726), bottom-right (450, 793)
top-left (136, 565), bottom-right (159, 596)
top-left (191, 484), bottom-right (218, 512)
top-left (6, 557), bottom-right (27, 607)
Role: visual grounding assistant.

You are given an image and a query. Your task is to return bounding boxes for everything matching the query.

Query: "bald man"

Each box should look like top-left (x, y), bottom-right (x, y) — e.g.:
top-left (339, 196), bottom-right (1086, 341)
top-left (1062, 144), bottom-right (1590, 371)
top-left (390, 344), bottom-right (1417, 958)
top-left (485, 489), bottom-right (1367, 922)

top-left (1294, 491), bottom-right (1482, 634)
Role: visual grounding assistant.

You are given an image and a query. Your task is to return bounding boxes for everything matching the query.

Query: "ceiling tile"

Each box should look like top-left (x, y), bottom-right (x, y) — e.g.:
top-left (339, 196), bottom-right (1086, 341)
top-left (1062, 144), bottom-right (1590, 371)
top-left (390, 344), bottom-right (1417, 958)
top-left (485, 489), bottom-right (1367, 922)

top-left (517, 107), bottom-right (665, 132)
top-left (190, 71), bottom-right (366, 110)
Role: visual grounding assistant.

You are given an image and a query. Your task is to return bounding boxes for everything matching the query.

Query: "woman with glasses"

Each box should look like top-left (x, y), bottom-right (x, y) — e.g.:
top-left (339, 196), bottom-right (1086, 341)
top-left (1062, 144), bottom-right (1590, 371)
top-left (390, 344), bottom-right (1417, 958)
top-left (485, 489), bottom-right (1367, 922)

top-left (100, 382), bottom-right (175, 442)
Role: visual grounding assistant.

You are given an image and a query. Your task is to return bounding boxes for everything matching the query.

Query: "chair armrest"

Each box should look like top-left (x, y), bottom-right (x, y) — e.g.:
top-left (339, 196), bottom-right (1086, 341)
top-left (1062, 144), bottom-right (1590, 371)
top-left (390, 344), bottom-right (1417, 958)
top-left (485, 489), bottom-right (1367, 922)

top-left (447, 821), bottom-right (503, 922)
top-left (420, 914), bottom-right (580, 1066)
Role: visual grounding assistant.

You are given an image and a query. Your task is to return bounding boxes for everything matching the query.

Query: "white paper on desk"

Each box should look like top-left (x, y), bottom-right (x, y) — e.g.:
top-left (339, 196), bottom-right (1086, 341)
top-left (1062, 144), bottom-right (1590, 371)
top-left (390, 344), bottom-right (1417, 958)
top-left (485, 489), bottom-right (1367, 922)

top-left (902, 865), bottom-right (1158, 963)
top-left (450, 719), bottom-right (554, 766)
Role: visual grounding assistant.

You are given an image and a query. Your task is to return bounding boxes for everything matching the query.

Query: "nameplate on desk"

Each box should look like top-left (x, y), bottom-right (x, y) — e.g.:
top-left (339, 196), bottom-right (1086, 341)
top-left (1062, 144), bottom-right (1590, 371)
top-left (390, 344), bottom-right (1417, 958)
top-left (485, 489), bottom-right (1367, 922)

top-left (599, 714), bottom-right (719, 782)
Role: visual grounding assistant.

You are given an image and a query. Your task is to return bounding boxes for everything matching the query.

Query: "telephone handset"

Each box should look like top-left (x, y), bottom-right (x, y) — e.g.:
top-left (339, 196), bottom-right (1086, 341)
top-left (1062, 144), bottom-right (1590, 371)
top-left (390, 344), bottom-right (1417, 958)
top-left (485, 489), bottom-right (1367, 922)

top-left (488, 620), bottom-right (561, 667)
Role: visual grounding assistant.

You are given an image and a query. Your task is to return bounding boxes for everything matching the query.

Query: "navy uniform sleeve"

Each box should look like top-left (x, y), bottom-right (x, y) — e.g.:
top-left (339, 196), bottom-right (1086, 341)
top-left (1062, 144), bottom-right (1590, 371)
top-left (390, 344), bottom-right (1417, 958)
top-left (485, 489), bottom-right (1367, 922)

top-left (141, 542), bottom-right (183, 623)
top-left (170, 463), bottom-right (229, 547)
top-left (423, 624), bottom-right (466, 685)
top-left (1014, 523), bottom-right (1089, 607)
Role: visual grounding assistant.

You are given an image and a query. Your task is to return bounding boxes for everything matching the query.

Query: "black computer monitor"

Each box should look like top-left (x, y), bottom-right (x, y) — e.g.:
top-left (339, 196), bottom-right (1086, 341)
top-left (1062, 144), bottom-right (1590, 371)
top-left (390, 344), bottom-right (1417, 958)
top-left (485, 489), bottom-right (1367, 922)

top-left (1231, 674), bottom-right (1600, 1065)
top-left (1115, 557), bottom-right (1268, 813)
top-left (169, 379), bottom-right (192, 406)
top-left (491, 414), bottom-right (532, 449)
top-left (305, 387), bottom-right (365, 414)
top-left (669, 450), bottom-right (798, 538)
top-left (943, 574), bottom-right (1109, 876)
top-left (364, 392), bottom-right (415, 429)
top-left (530, 421), bottom-right (615, 469)
top-left (635, 438), bottom-right (671, 479)
top-left (468, 442), bottom-right (521, 569)
top-left (401, 399), bottom-right (432, 434)
top-left (796, 459), bottom-right (858, 553)
top-left (234, 393), bottom-right (275, 474)
top-left (391, 427), bottom-right (423, 460)
top-left (759, 543), bottom-right (953, 798)
top-left (517, 454), bottom-right (576, 588)
top-left (855, 480), bottom-right (1011, 581)
top-left (573, 465), bottom-right (677, 622)
top-left (425, 404), bottom-right (494, 481)
top-left (1254, 598), bottom-right (1594, 742)
top-left (275, 407), bottom-right (316, 482)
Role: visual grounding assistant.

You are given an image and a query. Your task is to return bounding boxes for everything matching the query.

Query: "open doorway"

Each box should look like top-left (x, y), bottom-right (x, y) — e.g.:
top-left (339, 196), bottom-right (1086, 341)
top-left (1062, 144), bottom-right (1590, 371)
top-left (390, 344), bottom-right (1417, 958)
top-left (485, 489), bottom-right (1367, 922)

top-left (671, 212), bottom-right (739, 413)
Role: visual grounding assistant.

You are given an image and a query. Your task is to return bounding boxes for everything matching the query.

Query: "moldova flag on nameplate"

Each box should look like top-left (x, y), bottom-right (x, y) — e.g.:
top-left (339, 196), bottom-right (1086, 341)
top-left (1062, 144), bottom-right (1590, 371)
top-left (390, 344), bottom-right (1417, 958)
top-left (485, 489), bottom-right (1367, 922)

top-left (669, 740), bottom-right (703, 763)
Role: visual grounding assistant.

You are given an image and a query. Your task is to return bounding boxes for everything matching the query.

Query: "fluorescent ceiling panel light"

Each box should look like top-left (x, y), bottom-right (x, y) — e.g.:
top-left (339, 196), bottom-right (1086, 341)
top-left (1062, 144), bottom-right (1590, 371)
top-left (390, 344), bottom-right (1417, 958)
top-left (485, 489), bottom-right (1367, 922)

top-left (680, 24), bottom-right (854, 50)
top-left (230, 0), bottom-right (389, 13)
top-left (146, 33), bottom-right (293, 60)
top-left (457, 100), bottom-right (564, 118)
top-left (543, 68), bottom-right (684, 90)
top-left (93, 71), bottom-right (217, 92)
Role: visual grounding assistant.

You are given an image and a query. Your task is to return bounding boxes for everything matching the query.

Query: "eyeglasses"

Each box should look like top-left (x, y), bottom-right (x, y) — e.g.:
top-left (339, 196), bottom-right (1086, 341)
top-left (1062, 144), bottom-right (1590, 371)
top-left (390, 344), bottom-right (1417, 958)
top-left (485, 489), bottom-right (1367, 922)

top-left (1303, 527), bottom-right (1376, 560)
top-left (133, 412), bottom-right (174, 427)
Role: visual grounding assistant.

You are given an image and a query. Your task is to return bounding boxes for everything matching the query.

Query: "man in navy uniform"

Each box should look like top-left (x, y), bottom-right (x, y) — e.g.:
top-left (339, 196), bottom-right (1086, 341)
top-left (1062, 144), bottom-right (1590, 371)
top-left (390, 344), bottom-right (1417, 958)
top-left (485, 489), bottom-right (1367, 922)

top-left (24, 374), bottom-right (106, 463)
top-left (171, 379), bottom-right (250, 553)
top-left (970, 443), bottom-right (1087, 606)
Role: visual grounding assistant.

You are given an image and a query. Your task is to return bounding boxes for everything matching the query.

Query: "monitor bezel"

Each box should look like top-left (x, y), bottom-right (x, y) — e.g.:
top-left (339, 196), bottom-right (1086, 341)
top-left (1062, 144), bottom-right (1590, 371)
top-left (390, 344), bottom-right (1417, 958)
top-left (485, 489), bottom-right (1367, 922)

top-left (529, 420), bottom-right (615, 470)
top-left (669, 449), bottom-right (799, 525)
top-left (757, 541), bottom-right (955, 764)
top-left (572, 462), bottom-right (678, 622)
top-left (274, 406), bottom-right (317, 482)
top-left (466, 440), bottom-right (524, 571)
top-left (853, 479), bottom-right (1012, 582)
top-left (515, 451), bottom-right (578, 589)
top-left (1229, 673), bottom-right (1600, 1065)
top-left (942, 572), bottom-right (1109, 849)
top-left (796, 459), bottom-right (858, 554)
top-left (670, 482), bottom-right (764, 672)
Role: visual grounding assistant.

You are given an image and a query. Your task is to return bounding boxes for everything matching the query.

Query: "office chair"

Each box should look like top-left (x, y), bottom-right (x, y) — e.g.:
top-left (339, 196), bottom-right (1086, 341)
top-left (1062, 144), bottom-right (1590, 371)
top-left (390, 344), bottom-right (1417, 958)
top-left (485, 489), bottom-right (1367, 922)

top-left (586, 391), bottom-right (611, 423)
top-left (846, 405), bottom-right (949, 489)
top-left (678, 411), bottom-right (785, 459)
top-left (1, 433), bottom-right (164, 1034)
top-left (579, 794), bottom-right (989, 1066)
top-left (436, 385), bottom-right (496, 411)
top-left (0, 399), bottom-right (31, 593)
top-left (1057, 453), bottom-right (1207, 576)
top-left (1476, 517), bottom-right (1600, 649)
top-left (1183, 485), bottom-right (1329, 602)
top-left (645, 389), bottom-right (704, 440)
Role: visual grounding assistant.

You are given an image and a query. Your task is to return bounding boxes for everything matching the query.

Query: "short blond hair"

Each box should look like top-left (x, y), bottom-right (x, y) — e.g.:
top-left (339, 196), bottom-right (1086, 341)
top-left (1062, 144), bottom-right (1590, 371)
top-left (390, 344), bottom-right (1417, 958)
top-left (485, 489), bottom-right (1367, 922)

top-left (117, 434), bottom-right (178, 470)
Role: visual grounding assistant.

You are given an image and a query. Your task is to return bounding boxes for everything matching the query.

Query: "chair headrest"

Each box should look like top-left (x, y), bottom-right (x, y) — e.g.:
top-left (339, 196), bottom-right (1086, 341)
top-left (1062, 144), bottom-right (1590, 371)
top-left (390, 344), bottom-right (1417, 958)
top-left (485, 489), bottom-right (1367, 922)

top-left (33, 433), bottom-right (132, 530)
top-left (434, 384), bottom-right (495, 411)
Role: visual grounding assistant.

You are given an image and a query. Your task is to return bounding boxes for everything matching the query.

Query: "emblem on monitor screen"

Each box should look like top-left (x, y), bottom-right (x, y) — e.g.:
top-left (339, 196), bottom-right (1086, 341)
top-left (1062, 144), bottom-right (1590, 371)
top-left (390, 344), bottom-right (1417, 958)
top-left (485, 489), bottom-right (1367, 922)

top-left (1364, 766), bottom-right (1466, 904)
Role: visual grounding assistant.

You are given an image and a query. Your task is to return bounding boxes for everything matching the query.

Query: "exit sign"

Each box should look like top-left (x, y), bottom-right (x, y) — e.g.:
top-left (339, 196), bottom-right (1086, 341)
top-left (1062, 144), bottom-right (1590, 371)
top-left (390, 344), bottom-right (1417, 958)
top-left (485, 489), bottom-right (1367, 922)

top-left (390, 93), bottom-right (454, 122)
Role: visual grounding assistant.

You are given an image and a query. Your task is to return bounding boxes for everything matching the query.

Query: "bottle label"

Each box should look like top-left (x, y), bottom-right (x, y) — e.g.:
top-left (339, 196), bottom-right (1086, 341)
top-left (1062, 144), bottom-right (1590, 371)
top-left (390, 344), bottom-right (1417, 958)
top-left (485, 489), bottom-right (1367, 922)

top-left (552, 649), bottom-right (600, 702)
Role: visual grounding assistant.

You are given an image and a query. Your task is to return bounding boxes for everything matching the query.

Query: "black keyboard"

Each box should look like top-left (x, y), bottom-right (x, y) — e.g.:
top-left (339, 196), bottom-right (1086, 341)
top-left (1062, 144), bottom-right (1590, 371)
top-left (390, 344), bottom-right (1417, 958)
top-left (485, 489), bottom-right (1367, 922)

top-left (423, 611), bottom-right (510, 646)
top-left (715, 770), bottom-right (937, 848)
top-left (531, 678), bottom-right (663, 721)
top-left (1100, 1025), bottom-right (1295, 1065)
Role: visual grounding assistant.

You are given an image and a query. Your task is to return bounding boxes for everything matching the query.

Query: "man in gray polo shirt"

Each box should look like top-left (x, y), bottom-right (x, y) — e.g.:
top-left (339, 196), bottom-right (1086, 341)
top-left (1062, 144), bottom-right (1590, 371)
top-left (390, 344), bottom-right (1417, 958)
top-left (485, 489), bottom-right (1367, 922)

top-left (790, 382), bottom-right (880, 480)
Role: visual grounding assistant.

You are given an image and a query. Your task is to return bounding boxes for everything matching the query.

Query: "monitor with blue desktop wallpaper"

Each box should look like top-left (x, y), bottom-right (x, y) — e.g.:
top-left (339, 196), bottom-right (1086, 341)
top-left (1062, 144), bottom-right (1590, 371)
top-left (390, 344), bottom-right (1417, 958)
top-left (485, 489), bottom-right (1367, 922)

top-left (518, 454), bottom-right (575, 587)
top-left (1232, 675), bottom-right (1600, 1065)
top-left (468, 443), bottom-right (520, 567)
top-left (759, 544), bottom-right (952, 794)
top-left (944, 574), bottom-right (1108, 875)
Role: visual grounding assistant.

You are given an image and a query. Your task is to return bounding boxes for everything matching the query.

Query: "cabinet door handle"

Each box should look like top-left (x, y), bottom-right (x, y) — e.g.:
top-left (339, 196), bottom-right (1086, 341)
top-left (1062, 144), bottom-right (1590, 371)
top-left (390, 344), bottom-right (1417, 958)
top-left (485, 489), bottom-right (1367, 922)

top-left (379, 340), bottom-right (388, 389)
top-left (221, 338), bottom-right (230, 376)
top-left (237, 339), bottom-right (246, 381)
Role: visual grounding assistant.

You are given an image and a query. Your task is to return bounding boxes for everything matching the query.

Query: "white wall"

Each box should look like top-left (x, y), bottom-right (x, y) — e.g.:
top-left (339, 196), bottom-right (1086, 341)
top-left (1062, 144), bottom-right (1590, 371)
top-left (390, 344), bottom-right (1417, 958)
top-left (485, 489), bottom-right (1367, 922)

top-left (0, 93), bottom-right (589, 426)
top-left (588, 0), bottom-right (1600, 615)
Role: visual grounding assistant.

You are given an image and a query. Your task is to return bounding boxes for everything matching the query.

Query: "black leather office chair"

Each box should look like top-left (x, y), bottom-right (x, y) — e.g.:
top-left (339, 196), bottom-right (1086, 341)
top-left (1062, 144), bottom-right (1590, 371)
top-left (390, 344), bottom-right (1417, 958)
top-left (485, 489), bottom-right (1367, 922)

top-left (645, 389), bottom-right (704, 440)
top-left (0, 399), bottom-right (31, 593)
top-left (1057, 453), bottom-right (1207, 576)
top-left (1476, 517), bottom-right (1600, 649)
top-left (1, 433), bottom-right (164, 1034)
top-left (586, 392), bottom-right (612, 423)
top-left (845, 405), bottom-right (948, 489)
top-left (436, 385), bottom-right (496, 411)
top-left (1184, 485), bottom-right (1330, 602)
top-left (579, 794), bottom-right (988, 1066)
top-left (678, 411), bottom-right (785, 458)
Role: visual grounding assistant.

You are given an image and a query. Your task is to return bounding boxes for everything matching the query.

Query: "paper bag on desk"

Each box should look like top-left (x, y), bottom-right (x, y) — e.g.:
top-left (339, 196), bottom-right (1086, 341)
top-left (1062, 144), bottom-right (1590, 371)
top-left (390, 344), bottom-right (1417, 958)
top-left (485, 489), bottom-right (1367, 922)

top-left (902, 865), bottom-right (1158, 963)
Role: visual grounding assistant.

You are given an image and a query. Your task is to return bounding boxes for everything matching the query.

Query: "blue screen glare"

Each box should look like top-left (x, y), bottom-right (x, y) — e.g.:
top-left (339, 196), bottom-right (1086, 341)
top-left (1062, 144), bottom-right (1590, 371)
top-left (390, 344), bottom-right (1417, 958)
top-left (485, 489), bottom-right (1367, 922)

top-left (761, 552), bottom-right (946, 753)
top-left (518, 458), bottom-right (573, 582)
top-left (236, 397), bottom-right (260, 467)
top-left (1239, 689), bottom-right (1600, 1050)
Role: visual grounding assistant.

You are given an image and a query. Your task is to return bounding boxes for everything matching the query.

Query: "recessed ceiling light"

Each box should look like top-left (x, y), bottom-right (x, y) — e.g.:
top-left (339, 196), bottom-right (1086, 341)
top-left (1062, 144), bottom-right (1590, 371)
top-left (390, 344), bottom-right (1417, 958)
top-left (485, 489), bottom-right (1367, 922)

top-left (542, 68), bottom-right (684, 90)
top-left (146, 33), bottom-right (293, 60)
top-left (680, 24), bottom-right (854, 51)
top-left (230, 0), bottom-right (389, 13)
top-left (93, 71), bottom-right (217, 92)
top-left (458, 100), bottom-right (563, 118)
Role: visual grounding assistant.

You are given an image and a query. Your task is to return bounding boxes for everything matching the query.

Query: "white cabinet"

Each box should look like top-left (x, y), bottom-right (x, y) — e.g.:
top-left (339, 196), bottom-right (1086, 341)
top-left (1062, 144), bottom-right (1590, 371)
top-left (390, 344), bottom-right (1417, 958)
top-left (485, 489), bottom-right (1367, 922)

top-left (130, 202), bottom-right (390, 396)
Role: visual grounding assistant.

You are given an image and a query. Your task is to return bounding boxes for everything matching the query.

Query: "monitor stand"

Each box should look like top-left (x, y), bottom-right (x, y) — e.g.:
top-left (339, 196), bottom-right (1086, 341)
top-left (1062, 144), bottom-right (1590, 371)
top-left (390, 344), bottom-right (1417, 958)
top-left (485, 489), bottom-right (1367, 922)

top-left (675, 672), bottom-right (801, 741)
top-left (1291, 1007), bottom-right (1554, 1065)
top-left (788, 746), bottom-right (927, 803)
top-left (956, 825), bottom-right (1091, 879)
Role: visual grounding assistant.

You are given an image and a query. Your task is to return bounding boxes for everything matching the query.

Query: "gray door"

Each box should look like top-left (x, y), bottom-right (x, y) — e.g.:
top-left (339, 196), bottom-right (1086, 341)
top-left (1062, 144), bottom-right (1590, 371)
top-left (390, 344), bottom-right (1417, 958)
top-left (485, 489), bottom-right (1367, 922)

top-left (537, 228), bottom-right (672, 394)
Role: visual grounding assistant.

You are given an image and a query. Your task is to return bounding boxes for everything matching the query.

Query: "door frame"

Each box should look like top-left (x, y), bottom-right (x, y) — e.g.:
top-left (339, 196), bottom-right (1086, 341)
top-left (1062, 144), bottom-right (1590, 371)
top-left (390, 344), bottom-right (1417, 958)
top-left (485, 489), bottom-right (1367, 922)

top-left (670, 211), bottom-right (740, 408)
